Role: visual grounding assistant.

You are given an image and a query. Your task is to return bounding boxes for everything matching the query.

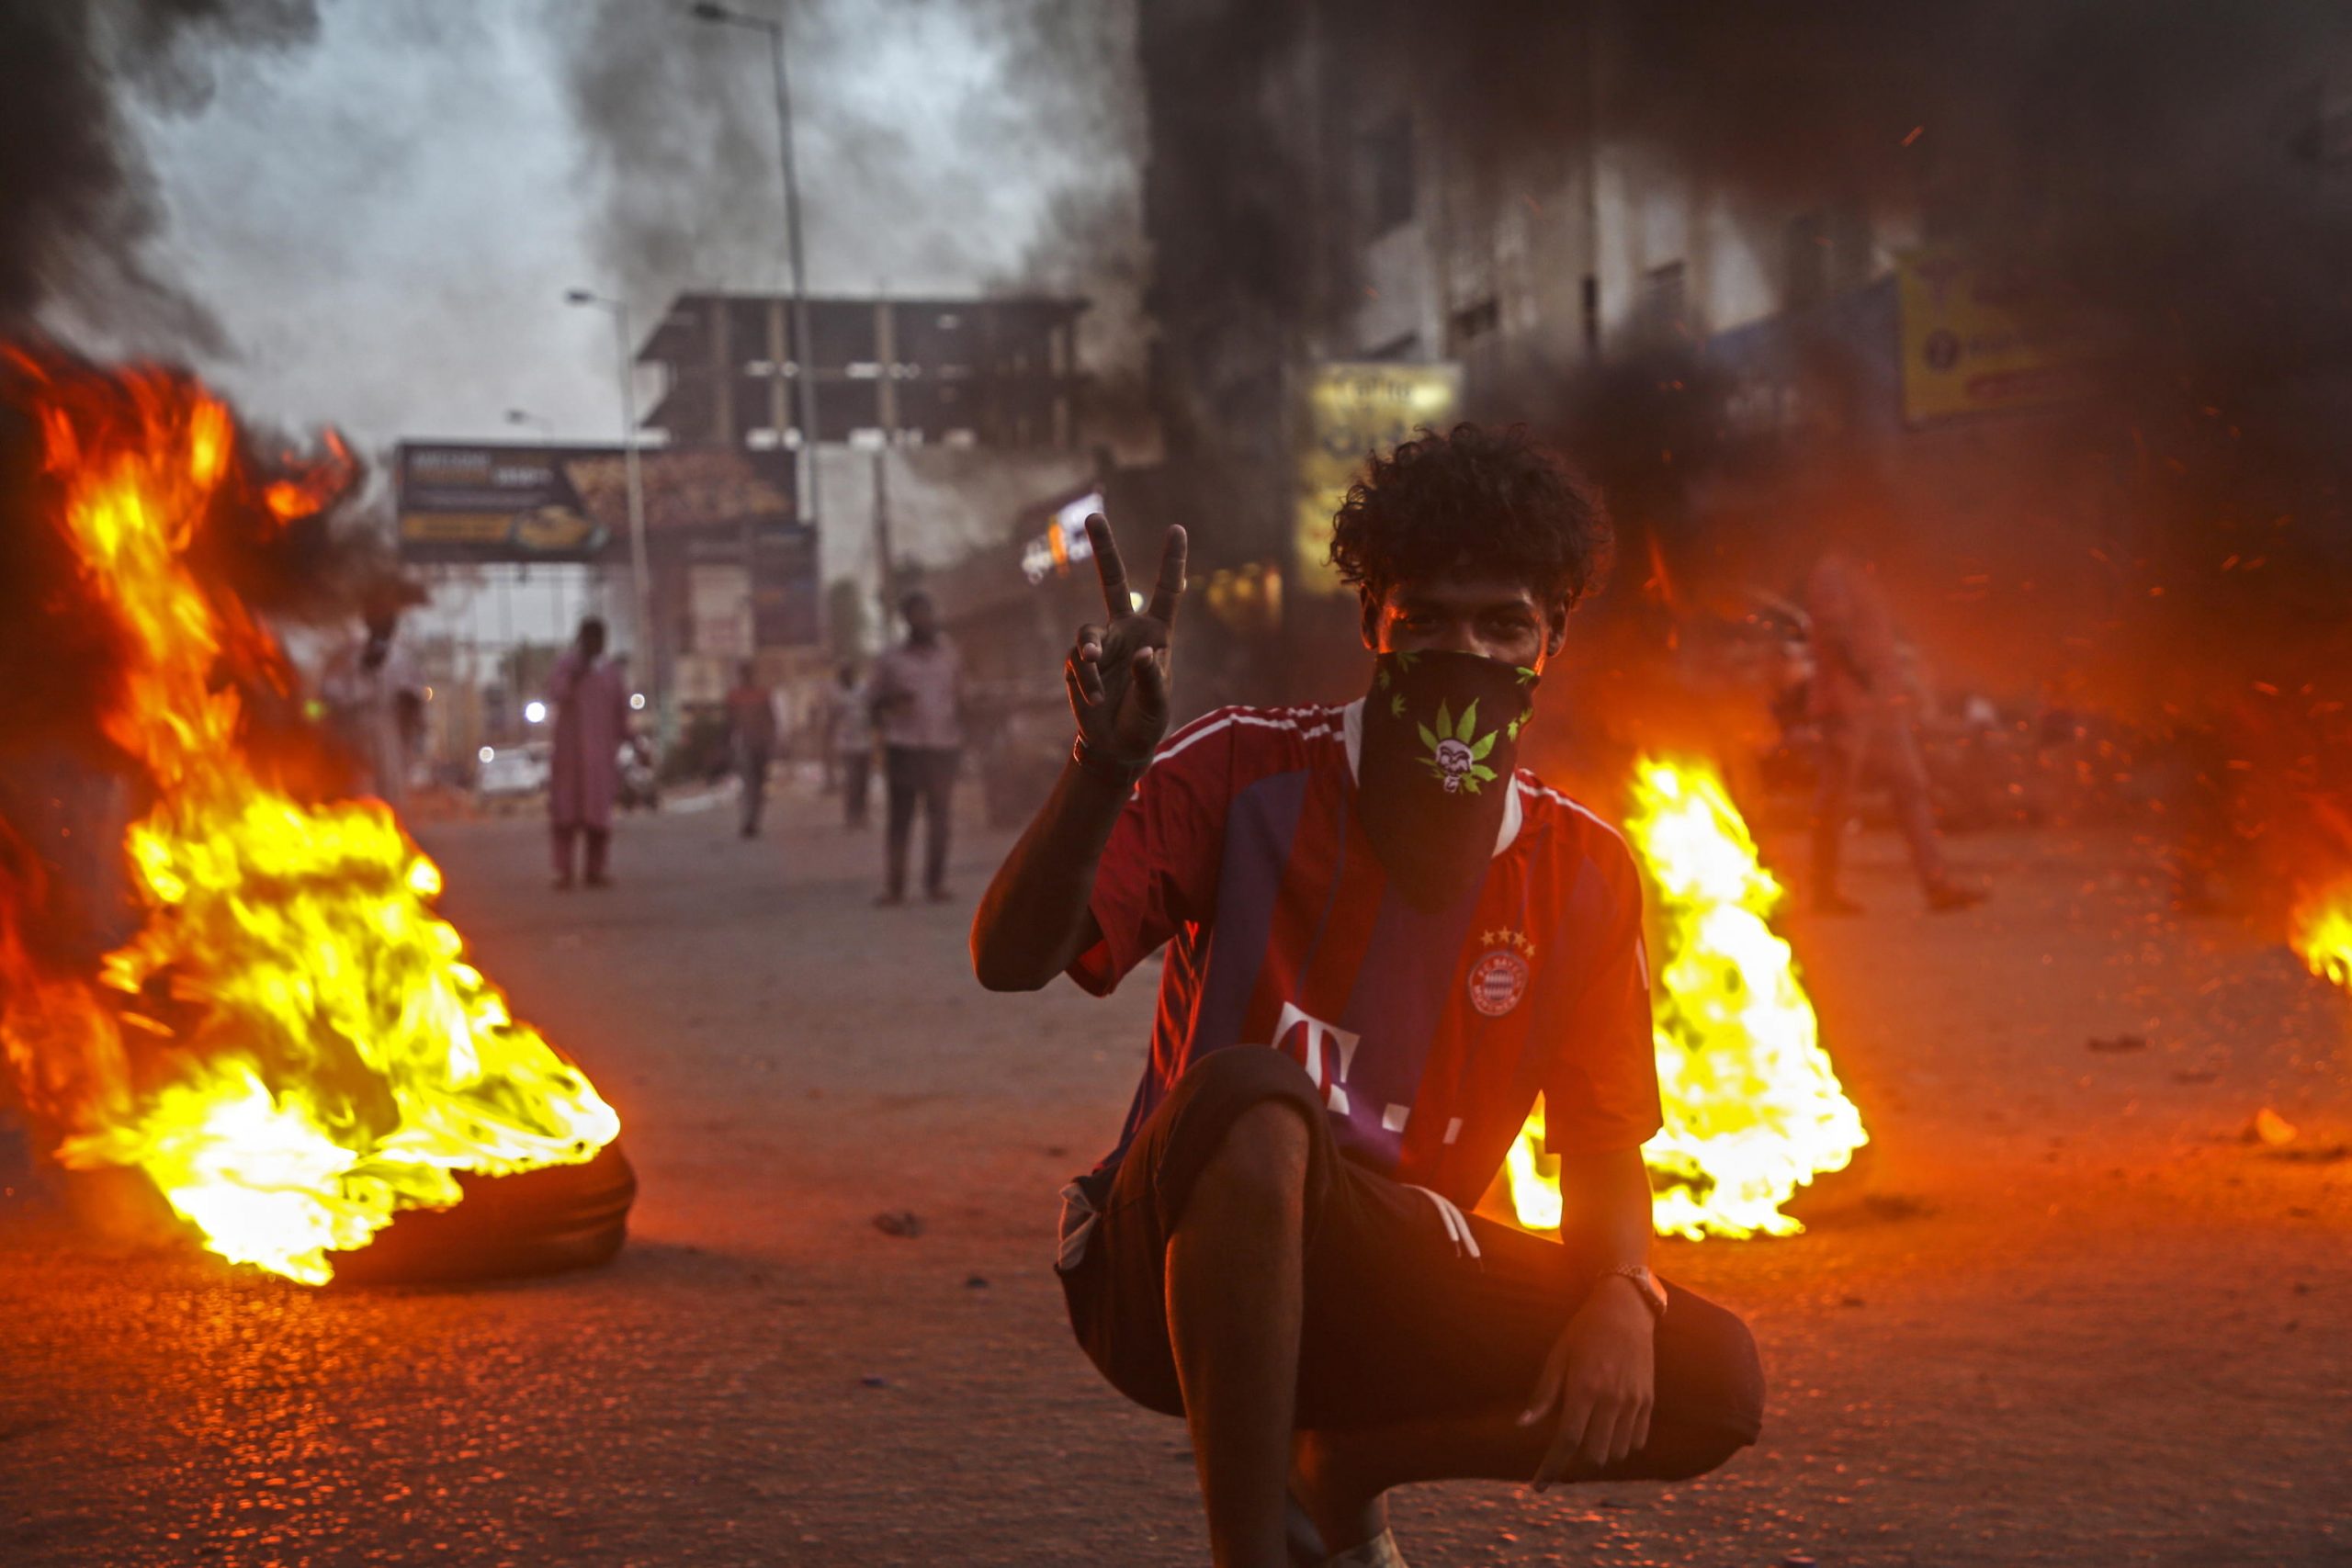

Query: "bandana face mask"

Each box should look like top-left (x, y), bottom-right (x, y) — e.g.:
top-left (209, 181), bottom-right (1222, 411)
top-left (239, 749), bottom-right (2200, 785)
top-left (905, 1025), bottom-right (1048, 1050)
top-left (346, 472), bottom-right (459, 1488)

top-left (1355, 649), bottom-right (1541, 908)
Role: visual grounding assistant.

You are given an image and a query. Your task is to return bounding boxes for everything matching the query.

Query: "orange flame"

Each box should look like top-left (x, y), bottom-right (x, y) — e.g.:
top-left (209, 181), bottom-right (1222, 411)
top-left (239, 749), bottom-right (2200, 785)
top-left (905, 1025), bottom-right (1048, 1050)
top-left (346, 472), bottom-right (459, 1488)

top-left (1506, 756), bottom-right (1867, 1238)
top-left (0, 355), bottom-right (618, 1284)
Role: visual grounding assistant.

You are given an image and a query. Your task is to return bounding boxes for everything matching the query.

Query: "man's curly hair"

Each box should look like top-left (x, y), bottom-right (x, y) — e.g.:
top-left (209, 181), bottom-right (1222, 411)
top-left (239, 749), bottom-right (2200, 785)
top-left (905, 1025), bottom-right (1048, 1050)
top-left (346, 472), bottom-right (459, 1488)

top-left (1326, 423), bottom-right (1610, 609)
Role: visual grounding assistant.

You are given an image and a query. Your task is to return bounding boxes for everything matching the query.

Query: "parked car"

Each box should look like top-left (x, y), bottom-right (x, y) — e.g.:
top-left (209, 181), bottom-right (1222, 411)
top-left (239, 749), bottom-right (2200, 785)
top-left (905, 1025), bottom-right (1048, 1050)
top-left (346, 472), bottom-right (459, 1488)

top-left (475, 741), bottom-right (550, 803)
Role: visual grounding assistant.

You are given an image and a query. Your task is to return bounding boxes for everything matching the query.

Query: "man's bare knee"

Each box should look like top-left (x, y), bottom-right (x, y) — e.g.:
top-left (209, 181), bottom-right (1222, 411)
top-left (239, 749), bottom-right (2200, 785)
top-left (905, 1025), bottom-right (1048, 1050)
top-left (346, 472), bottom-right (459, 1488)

top-left (1188, 1098), bottom-right (1312, 1217)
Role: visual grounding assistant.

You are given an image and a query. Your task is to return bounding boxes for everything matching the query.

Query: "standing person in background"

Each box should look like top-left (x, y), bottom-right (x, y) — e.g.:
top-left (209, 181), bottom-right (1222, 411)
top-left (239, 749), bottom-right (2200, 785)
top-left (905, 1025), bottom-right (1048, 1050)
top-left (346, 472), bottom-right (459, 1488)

top-left (869, 592), bottom-right (964, 904)
top-left (548, 616), bottom-right (629, 890)
top-left (1804, 552), bottom-right (1986, 914)
top-left (823, 661), bottom-right (875, 830)
top-left (320, 603), bottom-right (424, 808)
top-left (726, 660), bottom-right (779, 840)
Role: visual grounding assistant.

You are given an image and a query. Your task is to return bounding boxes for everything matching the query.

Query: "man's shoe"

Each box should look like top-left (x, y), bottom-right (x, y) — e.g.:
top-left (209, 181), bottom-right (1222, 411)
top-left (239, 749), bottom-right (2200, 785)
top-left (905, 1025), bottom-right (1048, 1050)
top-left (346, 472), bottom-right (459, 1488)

top-left (924, 886), bottom-right (956, 904)
top-left (1812, 890), bottom-right (1865, 916)
top-left (1927, 881), bottom-right (1987, 913)
top-left (874, 890), bottom-right (906, 908)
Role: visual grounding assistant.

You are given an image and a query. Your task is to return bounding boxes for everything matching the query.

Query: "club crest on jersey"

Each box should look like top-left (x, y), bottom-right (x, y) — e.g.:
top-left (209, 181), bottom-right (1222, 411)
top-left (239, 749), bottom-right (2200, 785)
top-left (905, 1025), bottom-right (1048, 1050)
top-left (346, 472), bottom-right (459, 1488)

top-left (1468, 929), bottom-right (1535, 1017)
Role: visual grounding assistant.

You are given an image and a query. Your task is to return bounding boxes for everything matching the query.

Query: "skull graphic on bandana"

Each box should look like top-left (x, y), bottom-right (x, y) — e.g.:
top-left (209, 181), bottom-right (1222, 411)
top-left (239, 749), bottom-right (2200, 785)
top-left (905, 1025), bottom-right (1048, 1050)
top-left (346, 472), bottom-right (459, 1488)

top-left (1417, 700), bottom-right (1499, 795)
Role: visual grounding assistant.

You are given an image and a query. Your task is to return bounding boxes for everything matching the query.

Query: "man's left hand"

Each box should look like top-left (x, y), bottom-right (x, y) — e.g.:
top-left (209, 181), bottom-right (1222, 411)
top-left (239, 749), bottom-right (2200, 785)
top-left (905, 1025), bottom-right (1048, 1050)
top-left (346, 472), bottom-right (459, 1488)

top-left (1517, 1276), bottom-right (1656, 1490)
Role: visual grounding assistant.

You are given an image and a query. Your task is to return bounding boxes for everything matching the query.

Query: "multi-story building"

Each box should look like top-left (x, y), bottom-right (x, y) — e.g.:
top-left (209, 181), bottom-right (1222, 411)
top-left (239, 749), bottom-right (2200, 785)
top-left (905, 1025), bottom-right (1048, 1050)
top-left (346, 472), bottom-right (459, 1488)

top-left (1136, 4), bottom-right (1905, 577)
top-left (1140, 2), bottom-right (2352, 713)
top-left (636, 293), bottom-right (1089, 453)
top-left (628, 292), bottom-right (1099, 723)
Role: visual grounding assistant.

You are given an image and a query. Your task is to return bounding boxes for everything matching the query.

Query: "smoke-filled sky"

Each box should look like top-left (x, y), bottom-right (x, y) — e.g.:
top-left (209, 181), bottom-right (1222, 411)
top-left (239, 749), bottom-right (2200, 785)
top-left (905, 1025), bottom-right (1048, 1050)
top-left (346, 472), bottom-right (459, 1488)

top-left (94, 0), bottom-right (1138, 450)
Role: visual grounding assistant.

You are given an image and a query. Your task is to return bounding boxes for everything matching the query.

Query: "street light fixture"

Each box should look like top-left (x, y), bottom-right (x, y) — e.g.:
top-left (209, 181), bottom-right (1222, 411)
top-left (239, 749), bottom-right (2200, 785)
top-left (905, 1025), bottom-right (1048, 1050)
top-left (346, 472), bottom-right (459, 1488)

top-left (504, 407), bottom-right (553, 434)
top-left (565, 287), bottom-right (659, 742)
top-left (688, 2), bottom-right (822, 537)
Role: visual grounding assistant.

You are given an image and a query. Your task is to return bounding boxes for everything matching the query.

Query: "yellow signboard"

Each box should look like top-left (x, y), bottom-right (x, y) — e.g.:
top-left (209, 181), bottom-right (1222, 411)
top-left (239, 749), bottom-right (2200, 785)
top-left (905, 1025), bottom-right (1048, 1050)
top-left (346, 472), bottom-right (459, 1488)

top-left (1895, 248), bottom-right (2091, 425)
top-left (1295, 362), bottom-right (1462, 592)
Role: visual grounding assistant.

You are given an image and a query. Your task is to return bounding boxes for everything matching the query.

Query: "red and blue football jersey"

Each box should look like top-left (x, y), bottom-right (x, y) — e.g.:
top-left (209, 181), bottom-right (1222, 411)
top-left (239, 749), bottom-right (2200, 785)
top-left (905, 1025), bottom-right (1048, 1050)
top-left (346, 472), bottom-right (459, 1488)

top-left (1070, 701), bottom-right (1662, 1207)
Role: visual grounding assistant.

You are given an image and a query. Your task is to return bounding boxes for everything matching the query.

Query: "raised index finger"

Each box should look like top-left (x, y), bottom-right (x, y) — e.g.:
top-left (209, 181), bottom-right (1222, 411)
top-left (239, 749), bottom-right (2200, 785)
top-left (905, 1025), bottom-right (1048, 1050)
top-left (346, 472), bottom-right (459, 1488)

top-left (1085, 513), bottom-right (1132, 621)
top-left (1145, 524), bottom-right (1189, 626)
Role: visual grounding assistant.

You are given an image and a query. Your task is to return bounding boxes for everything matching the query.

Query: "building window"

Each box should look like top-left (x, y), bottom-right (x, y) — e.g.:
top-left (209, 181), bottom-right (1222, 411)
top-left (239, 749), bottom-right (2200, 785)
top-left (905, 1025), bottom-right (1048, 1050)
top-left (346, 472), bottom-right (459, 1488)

top-left (1447, 298), bottom-right (1499, 353)
top-left (1639, 261), bottom-right (1688, 338)
top-left (1581, 275), bottom-right (1600, 355)
top-left (1362, 112), bottom-right (1415, 237)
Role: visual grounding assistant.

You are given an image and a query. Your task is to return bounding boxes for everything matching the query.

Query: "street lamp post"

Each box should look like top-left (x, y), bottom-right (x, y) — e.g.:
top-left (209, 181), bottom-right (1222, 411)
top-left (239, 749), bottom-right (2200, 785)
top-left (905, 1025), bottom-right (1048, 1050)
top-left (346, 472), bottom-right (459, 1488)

top-left (564, 288), bottom-right (659, 742)
top-left (689, 2), bottom-right (822, 539)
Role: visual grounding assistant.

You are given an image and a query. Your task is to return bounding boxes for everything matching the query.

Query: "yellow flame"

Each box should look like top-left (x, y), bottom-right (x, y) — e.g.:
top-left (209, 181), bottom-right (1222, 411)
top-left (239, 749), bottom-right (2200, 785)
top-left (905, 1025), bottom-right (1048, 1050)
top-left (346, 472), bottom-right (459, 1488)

top-left (1507, 756), bottom-right (1867, 1239)
top-left (2293, 884), bottom-right (2352, 992)
top-left (0, 366), bottom-right (617, 1284)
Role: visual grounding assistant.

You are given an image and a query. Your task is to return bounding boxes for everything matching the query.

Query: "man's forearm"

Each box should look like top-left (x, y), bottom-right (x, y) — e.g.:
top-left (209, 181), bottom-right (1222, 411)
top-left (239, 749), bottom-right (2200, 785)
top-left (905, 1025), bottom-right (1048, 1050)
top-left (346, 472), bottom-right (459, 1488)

top-left (969, 758), bottom-right (1134, 991)
top-left (1559, 1146), bottom-right (1654, 1274)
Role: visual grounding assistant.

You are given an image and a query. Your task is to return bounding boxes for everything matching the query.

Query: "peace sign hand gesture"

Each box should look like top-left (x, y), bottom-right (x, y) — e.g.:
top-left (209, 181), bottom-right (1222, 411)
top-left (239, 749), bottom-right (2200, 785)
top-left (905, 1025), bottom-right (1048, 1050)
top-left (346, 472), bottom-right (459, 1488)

top-left (1065, 514), bottom-right (1188, 771)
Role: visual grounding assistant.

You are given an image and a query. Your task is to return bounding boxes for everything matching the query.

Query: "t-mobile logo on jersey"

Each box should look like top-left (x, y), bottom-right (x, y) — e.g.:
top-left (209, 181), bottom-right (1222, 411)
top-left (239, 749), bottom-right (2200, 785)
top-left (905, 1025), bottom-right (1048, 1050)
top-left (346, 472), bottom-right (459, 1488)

top-left (1267, 1002), bottom-right (1461, 1146)
top-left (1274, 1001), bottom-right (1362, 1112)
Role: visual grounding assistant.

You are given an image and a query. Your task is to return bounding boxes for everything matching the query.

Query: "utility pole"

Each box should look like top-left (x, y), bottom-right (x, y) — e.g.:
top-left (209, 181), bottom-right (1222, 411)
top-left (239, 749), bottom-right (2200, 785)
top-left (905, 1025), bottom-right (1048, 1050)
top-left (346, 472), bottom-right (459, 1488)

top-left (691, 3), bottom-right (823, 538)
top-left (564, 288), bottom-right (660, 744)
top-left (871, 446), bottom-right (895, 617)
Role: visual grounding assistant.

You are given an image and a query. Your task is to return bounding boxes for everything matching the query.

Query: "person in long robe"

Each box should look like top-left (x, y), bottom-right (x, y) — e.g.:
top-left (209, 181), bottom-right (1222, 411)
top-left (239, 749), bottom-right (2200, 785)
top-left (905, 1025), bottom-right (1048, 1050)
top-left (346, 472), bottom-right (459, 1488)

top-left (548, 616), bottom-right (629, 889)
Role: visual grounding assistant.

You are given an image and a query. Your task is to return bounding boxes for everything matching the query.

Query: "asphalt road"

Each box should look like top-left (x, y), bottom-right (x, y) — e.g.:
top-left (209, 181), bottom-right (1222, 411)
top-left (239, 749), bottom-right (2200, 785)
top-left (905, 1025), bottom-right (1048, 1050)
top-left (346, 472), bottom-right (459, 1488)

top-left (2, 780), bottom-right (2347, 1566)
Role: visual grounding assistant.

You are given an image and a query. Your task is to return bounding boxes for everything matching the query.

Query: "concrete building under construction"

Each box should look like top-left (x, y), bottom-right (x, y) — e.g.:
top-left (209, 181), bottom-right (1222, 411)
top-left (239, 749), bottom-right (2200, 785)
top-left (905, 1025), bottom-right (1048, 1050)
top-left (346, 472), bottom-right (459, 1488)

top-left (635, 292), bottom-right (1089, 452)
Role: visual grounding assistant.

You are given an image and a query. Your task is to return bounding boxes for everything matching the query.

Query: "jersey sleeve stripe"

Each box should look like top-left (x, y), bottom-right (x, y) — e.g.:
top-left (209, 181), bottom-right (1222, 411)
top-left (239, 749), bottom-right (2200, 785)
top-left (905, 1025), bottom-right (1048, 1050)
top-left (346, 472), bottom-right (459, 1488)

top-left (1149, 706), bottom-right (1345, 770)
top-left (1512, 773), bottom-right (1630, 851)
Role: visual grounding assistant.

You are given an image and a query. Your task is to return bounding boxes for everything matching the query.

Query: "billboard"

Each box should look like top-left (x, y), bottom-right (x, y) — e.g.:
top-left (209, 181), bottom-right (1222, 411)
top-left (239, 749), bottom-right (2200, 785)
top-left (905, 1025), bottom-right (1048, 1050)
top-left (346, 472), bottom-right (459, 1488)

top-left (395, 441), bottom-right (819, 647)
top-left (395, 444), bottom-right (611, 562)
top-left (394, 443), bottom-right (798, 563)
top-left (1895, 248), bottom-right (2093, 425)
top-left (749, 519), bottom-right (820, 649)
top-left (1294, 363), bottom-right (1461, 592)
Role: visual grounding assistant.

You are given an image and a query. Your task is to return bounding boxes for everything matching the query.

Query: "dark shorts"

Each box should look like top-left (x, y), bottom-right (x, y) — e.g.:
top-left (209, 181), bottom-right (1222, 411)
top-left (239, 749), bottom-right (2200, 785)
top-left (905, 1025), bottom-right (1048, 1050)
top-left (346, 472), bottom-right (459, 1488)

top-left (1057, 1047), bottom-right (1765, 1472)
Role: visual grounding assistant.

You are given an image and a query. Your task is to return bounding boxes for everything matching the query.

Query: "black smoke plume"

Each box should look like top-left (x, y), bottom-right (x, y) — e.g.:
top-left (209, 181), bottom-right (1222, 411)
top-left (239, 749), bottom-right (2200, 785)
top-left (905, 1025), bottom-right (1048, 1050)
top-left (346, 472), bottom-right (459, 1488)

top-left (0, 1), bottom-right (322, 350)
top-left (552, 0), bottom-right (1149, 403)
top-left (1134, 0), bottom-right (2352, 908)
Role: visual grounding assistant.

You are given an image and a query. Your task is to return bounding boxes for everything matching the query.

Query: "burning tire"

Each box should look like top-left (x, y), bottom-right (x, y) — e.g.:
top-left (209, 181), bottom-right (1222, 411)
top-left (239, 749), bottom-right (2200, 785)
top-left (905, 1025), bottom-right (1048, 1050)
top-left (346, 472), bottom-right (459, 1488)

top-left (328, 1141), bottom-right (638, 1286)
top-left (0, 355), bottom-right (629, 1289)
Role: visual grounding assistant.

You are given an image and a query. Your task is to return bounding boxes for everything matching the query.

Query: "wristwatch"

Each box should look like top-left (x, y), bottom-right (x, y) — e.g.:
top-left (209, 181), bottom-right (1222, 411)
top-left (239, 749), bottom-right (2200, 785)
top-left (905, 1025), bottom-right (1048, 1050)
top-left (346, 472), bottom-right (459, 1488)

top-left (1600, 1263), bottom-right (1669, 1321)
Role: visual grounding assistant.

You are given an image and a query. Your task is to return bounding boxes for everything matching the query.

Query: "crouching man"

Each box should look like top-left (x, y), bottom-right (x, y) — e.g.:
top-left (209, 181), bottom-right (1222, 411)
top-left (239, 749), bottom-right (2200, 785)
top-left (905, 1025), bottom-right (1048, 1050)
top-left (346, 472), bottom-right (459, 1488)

top-left (971, 426), bottom-right (1764, 1568)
